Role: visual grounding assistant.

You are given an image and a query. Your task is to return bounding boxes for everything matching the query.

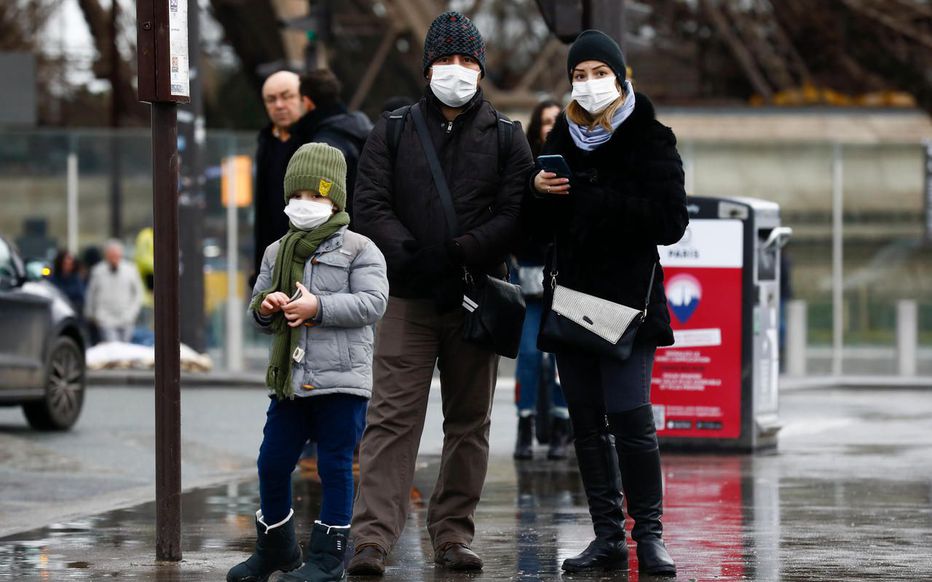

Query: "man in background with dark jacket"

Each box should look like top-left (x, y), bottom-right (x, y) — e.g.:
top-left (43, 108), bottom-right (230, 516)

top-left (252, 69), bottom-right (373, 282)
top-left (252, 70), bottom-right (304, 283)
top-left (347, 10), bottom-right (534, 575)
top-left (292, 69), bottom-right (373, 219)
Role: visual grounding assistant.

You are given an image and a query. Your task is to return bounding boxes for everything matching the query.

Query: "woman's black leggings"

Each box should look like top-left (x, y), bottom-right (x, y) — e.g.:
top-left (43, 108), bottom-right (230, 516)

top-left (556, 344), bottom-right (657, 439)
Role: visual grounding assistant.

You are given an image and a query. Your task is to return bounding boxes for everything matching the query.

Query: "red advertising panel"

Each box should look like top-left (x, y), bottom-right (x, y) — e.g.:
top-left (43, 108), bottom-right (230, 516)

top-left (653, 219), bottom-right (744, 439)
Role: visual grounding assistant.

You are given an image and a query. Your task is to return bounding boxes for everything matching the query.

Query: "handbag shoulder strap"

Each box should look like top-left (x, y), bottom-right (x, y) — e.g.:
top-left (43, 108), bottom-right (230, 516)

top-left (643, 262), bottom-right (657, 311)
top-left (550, 240), bottom-right (657, 311)
top-left (411, 103), bottom-right (460, 236)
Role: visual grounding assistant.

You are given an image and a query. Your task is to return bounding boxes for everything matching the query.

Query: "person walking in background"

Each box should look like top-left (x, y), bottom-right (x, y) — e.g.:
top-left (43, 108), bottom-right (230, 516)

top-left (84, 239), bottom-right (144, 343)
top-left (513, 99), bottom-right (571, 461)
top-left (253, 70), bottom-right (307, 285)
top-left (227, 143), bottom-right (388, 582)
top-left (347, 11), bottom-right (534, 575)
top-left (291, 69), bottom-right (373, 220)
top-left (49, 249), bottom-right (86, 316)
top-left (527, 30), bottom-right (687, 577)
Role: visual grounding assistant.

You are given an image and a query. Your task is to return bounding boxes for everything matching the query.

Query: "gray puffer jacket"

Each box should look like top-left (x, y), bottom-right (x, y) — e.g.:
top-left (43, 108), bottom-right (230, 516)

top-left (250, 227), bottom-right (388, 399)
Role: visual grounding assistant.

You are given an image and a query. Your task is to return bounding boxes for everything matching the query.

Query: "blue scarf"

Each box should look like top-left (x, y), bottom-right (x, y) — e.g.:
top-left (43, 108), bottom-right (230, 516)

top-left (568, 80), bottom-right (636, 152)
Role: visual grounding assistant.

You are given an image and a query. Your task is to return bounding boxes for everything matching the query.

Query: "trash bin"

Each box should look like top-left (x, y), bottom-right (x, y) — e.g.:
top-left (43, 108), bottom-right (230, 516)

top-left (652, 196), bottom-right (792, 451)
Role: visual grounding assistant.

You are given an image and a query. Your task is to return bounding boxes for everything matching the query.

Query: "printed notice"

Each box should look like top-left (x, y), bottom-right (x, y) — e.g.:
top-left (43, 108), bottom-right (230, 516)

top-left (669, 328), bottom-right (722, 348)
top-left (168, 0), bottom-right (190, 98)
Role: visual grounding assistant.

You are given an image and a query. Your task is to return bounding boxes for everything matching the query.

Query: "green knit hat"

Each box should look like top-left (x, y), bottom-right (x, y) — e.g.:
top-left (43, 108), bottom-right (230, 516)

top-left (283, 143), bottom-right (347, 211)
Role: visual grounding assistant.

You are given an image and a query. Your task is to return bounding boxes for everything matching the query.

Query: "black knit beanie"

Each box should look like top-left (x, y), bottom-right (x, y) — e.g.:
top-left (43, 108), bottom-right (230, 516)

top-left (567, 30), bottom-right (626, 82)
top-left (423, 11), bottom-right (486, 77)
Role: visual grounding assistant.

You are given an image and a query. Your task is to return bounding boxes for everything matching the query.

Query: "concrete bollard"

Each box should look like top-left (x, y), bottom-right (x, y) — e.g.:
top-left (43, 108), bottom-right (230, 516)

top-left (897, 300), bottom-right (918, 377)
top-left (786, 300), bottom-right (807, 377)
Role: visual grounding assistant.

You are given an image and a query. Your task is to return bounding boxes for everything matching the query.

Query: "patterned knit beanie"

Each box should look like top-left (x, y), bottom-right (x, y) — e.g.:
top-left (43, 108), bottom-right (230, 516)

top-left (283, 143), bottom-right (347, 211)
top-left (423, 11), bottom-right (486, 77)
top-left (567, 30), bottom-right (627, 83)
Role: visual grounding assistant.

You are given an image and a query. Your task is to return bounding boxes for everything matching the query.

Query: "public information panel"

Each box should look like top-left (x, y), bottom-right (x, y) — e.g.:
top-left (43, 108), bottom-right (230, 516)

top-left (652, 196), bottom-right (787, 451)
top-left (653, 219), bottom-right (744, 440)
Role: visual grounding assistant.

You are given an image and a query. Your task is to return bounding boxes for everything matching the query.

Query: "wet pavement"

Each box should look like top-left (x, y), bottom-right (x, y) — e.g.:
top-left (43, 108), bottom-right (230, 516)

top-left (2, 385), bottom-right (932, 581)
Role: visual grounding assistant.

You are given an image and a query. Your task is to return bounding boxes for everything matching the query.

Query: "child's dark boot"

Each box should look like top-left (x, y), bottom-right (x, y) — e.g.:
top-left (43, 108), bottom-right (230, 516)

top-left (227, 509), bottom-right (303, 582)
top-left (281, 521), bottom-right (349, 581)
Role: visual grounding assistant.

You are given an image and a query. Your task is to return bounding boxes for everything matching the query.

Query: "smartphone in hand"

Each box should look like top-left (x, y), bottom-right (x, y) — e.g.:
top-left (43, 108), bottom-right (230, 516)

top-left (537, 154), bottom-right (573, 179)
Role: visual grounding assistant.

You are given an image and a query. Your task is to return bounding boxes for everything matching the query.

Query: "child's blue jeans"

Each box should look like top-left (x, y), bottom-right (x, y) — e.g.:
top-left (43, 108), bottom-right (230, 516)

top-left (257, 393), bottom-right (367, 526)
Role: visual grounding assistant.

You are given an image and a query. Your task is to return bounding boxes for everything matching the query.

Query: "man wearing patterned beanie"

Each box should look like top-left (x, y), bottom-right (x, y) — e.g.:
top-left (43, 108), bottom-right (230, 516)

top-left (348, 10), bottom-right (535, 575)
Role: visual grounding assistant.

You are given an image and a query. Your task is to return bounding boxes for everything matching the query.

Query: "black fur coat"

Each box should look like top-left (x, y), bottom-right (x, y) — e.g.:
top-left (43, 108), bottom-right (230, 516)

top-left (526, 92), bottom-right (689, 349)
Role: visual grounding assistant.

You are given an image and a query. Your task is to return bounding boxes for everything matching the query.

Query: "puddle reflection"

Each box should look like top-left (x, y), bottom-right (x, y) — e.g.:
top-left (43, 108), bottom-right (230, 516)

top-left (1, 453), bottom-right (930, 580)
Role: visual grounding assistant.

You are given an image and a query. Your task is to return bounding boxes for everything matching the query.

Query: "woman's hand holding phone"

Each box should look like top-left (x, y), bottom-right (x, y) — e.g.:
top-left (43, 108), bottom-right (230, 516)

top-left (534, 171), bottom-right (571, 195)
top-left (535, 155), bottom-right (572, 195)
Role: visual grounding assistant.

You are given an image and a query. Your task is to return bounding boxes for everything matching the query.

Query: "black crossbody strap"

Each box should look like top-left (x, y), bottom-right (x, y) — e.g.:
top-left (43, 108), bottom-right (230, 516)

top-left (411, 103), bottom-right (460, 236)
top-left (386, 105), bottom-right (411, 164)
top-left (550, 241), bottom-right (656, 310)
top-left (643, 262), bottom-right (657, 311)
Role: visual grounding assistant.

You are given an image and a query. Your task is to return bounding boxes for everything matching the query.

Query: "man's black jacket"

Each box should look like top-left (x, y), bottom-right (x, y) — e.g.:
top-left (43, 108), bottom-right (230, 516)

top-left (253, 125), bottom-right (297, 280)
top-left (353, 89), bottom-right (535, 306)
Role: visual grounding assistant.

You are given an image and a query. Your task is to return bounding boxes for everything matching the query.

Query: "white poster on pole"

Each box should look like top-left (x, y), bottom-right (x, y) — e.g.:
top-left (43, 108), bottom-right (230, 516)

top-left (168, 0), bottom-right (190, 98)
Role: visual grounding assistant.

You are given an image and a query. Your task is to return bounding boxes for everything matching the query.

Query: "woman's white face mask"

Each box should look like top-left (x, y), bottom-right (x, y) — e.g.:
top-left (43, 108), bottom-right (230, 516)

top-left (571, 75), bottom-right (621, 115)
top-left (284, 199), bottom-right (333, 231)
top-left (430, 64), bottom-right (480, 108)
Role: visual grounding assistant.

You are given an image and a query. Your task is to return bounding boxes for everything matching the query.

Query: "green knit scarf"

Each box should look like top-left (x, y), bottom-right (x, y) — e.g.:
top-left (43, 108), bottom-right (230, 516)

top-left (250, 211), bottom-right (351, 399)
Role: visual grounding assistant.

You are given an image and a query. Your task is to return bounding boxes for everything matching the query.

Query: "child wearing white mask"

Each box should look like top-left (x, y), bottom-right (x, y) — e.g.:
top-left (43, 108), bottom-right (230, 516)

top-left (229, 142), bottom-right (388, 582)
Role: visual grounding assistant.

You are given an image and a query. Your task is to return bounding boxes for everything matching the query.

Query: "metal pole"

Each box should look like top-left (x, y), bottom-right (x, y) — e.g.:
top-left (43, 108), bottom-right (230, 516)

top-left (923, 139), bottom-right (932, 244)
top-left (786, 299), bottom-right (807, 377)
top-left (152, 101), bottom-right (182, 562)
top-left (67, 152), bottom-right (79, 255)
top-left (832, 143), bottom-right (844, 377)
top-left (225, 154), bottom-right (243, 372)
top-left (684, 142), bottom-right (696, 194)
top-left (896, 300), bottom-right (918, 377)
top-left (109, 0), bottom-right (123, 239)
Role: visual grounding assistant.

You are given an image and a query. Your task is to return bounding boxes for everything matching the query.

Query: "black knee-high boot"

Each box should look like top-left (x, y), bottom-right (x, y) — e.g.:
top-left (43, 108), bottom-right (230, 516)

top-left (608, 405), bottom-right (676, 577)
top-left (561, 430), bottom-right (629, 573)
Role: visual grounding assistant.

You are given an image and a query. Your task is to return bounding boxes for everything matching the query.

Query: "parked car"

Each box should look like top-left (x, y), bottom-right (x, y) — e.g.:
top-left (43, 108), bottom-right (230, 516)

top-left (0, 236), bottom-right (87, 430)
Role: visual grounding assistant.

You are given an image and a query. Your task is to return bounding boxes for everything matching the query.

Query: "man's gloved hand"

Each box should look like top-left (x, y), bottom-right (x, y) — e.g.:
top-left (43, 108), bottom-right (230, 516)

top-left (402, 240), bottom-right (455, 276)
top-left (431, 275), bottom-right (465, 313)
top-left (402, 240), bottom-right (465, 312)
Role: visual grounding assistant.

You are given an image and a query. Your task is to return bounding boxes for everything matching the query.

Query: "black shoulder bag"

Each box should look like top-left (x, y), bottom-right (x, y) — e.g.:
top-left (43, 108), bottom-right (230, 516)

top-left (540, 245), bottom-right (656, 361)
top-left (409, 103), bottom-right (526, 358)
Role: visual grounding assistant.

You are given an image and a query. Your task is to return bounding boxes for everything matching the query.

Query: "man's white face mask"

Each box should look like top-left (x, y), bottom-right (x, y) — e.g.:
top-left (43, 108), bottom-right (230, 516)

top-left (284, 199), bottom-right (333, 231)
top-left (571, 75), bottom-right (621, 115)
top-left (429, 64), bottom-right (480, 108)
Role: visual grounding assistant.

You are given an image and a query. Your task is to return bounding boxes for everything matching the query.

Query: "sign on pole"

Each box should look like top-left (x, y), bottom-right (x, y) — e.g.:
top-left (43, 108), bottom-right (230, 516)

top-left (924, 140), bottom-right (932, 244)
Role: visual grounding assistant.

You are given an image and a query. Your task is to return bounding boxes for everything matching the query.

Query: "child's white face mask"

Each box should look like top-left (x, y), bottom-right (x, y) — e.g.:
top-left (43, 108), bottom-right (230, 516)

top-left (285, 199), bottom-right (332, 230)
